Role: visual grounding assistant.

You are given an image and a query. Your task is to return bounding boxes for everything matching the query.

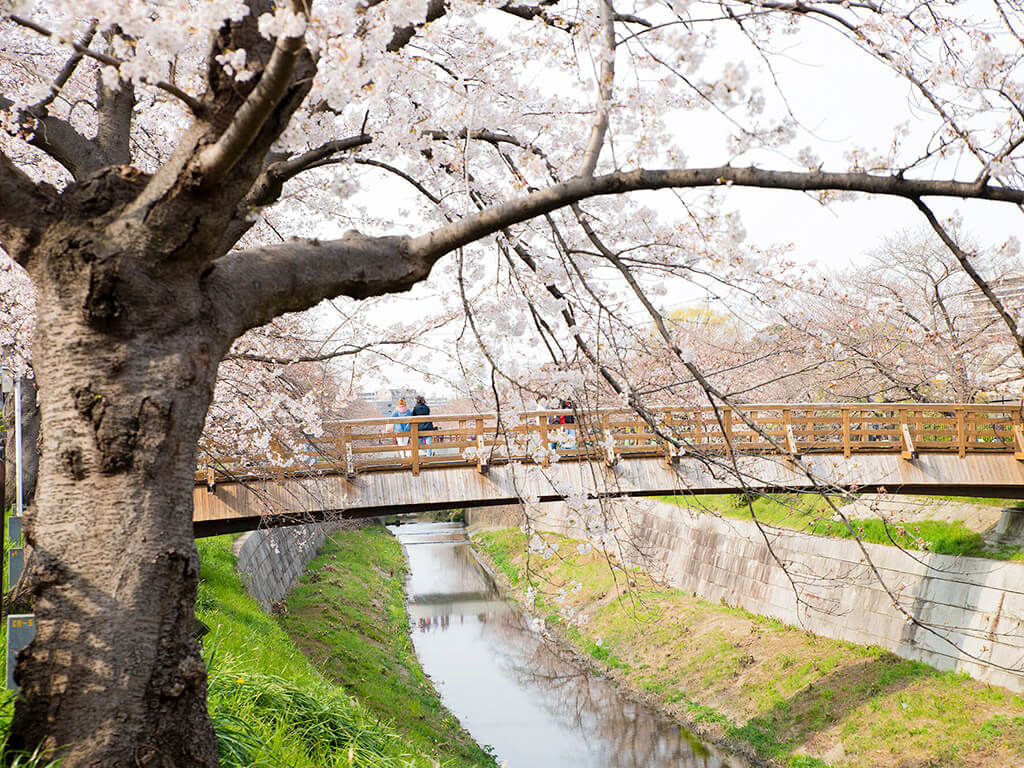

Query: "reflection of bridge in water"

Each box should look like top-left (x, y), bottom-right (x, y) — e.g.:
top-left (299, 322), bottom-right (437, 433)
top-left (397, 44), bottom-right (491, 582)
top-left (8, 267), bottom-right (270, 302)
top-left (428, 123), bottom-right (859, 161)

top-left (193, 403), bottom-right (1024, 536)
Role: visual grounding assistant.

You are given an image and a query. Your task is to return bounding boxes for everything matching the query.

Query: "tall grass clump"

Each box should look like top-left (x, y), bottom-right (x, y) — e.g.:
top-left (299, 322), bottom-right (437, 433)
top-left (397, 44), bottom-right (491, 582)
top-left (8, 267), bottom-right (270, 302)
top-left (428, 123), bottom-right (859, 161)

top-left (196, 535), bottom-right (451, 768)
top-left (0, 692), bottom-right (61, 767)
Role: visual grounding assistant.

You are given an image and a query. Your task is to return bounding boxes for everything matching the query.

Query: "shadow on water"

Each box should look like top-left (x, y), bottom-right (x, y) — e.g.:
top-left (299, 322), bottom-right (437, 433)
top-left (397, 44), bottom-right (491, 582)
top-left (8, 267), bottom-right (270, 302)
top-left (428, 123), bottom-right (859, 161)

top-left (391, 522), bottom-right (748, 768)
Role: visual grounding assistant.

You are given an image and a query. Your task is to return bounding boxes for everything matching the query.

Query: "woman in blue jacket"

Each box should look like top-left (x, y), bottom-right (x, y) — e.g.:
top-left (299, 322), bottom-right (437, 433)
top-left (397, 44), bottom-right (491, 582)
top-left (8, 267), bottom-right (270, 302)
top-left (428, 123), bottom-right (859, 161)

top-left (392, 398), bottom-right (412, 457)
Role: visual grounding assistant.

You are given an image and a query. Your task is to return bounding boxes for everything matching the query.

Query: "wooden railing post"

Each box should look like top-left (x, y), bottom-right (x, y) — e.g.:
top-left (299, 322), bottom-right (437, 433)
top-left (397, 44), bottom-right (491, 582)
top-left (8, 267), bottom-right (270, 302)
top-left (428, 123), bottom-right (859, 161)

top-left (842, 407), bottom-right (851, 458)
top-left (899, 408), bottom-right (918, 460)
top-left (783, 408), bottom-right (799, 459)
top-left (663, 412), bottom-right (679, 465)
top-left (410, 422), bottom-right (420, 476)
top-left (476, 417), bottom-right (487, 473)
top-left (956, 406), bottom-right (966, 458)
top-left (722, 408), bottom-right (732, 452)
top-left (539, 415), bottom-right (550, 467)
top-left (343, 425), bottom-right (355, 477)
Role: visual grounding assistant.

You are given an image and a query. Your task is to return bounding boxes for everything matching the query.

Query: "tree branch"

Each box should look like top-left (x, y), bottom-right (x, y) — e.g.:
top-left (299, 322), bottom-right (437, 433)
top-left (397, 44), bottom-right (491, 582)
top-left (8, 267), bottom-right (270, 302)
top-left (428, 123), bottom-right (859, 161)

top-left (204, 231), bottom-right (423, 340)
top-left (386, 0), bottom-right (447, 52)
top-left (208, 163), bottom-right (1024, 349)
top-left (94, 59), bottom-right (134, 167)
top-left (0, 94), bottom-right (106, 179)
top-left (0, 151), bottom-right (60, 264)
top-left (27, 21), bottom-right (97, 114)
top-left (409, 165), bottom-right (1024, 260)
top-left (245, 133), bottom-right (371, 207)
top-left (914, 198), bottom-right (1024, 365)
top-left (577, 0), bottom-right (616, 177)
top-left (225, 337), bottom-right (414, 364)
top-left (8, 13), bottom-right (202, 114)
top-left (196, 11), bottom-right (310, 185)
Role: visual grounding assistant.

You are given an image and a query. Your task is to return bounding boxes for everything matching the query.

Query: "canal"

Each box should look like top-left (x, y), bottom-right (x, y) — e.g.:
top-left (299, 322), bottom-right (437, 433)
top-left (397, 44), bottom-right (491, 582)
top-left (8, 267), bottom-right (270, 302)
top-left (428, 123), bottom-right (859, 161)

top-left (391, 521), bottom-right (747, 768)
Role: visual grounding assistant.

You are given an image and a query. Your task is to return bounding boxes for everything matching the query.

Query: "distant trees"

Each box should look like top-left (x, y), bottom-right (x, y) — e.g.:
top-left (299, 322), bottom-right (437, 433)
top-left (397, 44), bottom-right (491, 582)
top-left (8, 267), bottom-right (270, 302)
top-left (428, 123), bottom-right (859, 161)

top-left (617, 231), bottom-right (1024, 407)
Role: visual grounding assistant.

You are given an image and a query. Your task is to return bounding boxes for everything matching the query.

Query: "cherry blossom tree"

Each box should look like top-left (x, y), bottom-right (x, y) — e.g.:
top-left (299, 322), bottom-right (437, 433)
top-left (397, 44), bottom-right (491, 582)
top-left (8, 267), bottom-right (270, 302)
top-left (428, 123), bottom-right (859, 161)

top-left (662, 231), bottom-right (1024, 405)
top-left (2, 0), bottom-right (1024, 764)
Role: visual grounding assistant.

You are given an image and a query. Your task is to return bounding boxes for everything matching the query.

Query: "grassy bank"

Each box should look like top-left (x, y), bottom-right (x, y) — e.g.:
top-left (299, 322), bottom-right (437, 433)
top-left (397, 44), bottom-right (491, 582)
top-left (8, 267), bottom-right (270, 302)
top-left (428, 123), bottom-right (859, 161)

top-left (0, 529), bottom-right (491, 767)
top-left (1, 533), bottom-right (464, 766)
top-left (657, 493), bottom-right (1024, 561)
top-left (474, 529), bottom-right (1024, 768)
top-left (198, 533), bottom-right (468, 767)
top-left (279, 525), bottom-right (496, 768)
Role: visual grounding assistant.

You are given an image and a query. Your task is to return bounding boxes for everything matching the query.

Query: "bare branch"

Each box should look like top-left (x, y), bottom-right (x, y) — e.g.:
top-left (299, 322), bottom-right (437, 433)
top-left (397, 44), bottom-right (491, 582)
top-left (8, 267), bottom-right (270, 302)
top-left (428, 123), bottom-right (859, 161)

top-left (577, 0), bottom-right (616, 177)
top-left (209, 163), bottom-right (1024, 348)
top-left (94, 49), bottom-right (135, 167)
top-left (0, 93), bottom-right (105, 179)
top-left (354, 158), bottom-right (443, 205)
top-left (203, 232), bottom-right (423, 341)
top-left (27, 21), bottom-right (97, 114)
top-left (410, 165), bottom-right (1024, 260)
top-left (246, 133), bottom-right (371, 207)
top-left (225, 337), bottom-right (414, 364)
top-left (914, 198), bottom-right (1024, 364)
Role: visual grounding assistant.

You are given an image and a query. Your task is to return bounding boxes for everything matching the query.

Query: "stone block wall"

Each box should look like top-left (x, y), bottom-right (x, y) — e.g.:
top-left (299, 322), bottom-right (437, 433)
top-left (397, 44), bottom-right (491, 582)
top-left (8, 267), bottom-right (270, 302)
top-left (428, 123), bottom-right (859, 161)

top-left (233, 521), bottom-right (343, 611)
top-left (468, 501), bottom-right (1024, 692)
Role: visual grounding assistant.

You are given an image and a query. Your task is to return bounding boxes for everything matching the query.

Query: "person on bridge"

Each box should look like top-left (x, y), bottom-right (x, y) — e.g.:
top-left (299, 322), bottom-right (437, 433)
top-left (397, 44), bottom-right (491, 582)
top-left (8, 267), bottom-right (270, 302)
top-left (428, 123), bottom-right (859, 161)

top-left (392, 398), bottom-right (412, 457)
top-left (549, 399), bottom-right (577, 450)
top-left (412, 395), bottom-right (434, 456)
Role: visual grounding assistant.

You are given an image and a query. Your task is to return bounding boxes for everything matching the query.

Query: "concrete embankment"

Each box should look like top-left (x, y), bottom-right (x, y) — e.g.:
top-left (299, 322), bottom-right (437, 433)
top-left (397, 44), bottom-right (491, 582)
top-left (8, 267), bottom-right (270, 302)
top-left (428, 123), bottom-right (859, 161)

top-left (468, 498), bottom-right (1024, 693)
top-left (472, 527), bottom-right (1024, 768)
top-left (232, 521), bottom-right (343, 610)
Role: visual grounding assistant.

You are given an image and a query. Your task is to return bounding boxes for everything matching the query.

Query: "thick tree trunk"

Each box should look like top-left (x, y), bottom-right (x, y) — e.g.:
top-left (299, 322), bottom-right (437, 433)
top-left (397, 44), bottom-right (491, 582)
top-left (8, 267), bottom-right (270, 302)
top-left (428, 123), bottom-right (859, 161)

top-left (7, 238), bottom-right (223, 765)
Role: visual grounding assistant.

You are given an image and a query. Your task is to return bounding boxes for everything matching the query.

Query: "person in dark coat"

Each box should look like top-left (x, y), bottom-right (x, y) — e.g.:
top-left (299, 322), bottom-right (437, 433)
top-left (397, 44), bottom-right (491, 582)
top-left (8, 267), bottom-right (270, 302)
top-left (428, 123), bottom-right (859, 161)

top-left (412, 395), bottom-right (434, 456)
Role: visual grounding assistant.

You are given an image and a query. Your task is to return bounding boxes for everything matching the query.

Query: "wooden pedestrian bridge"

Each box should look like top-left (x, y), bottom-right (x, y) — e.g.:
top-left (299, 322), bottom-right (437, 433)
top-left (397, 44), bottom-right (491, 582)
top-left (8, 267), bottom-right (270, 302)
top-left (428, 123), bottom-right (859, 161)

top-left (192, 402), bottom-right (1024, 536)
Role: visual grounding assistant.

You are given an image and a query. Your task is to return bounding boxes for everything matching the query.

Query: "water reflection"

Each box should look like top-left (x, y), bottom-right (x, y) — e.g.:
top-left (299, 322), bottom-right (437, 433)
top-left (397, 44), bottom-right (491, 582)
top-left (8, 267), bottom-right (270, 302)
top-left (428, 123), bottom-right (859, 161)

top-left (391, 522), bottom-right (744, 768)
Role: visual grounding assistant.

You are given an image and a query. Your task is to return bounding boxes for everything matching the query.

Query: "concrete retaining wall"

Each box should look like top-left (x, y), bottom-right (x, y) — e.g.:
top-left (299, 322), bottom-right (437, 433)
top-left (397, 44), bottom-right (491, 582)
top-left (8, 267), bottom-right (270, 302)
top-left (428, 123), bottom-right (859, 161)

top-left (233, 522), bottom-right (342, 610)
top-left (468, 501), bottom-right (1024, 692)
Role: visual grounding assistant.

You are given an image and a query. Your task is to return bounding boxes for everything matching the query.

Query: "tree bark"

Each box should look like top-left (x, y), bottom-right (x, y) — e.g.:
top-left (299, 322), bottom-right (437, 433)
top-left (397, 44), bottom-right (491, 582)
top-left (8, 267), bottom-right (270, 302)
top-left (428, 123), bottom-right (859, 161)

top-left (6, 206), bottom-right (224, 766)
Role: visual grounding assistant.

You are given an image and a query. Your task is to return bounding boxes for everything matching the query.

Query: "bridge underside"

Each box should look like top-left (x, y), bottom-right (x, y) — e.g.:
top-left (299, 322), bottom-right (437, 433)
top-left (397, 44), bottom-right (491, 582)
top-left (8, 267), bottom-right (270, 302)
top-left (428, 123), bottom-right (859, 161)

top-left (193, 452), bottom-right (1024, 537)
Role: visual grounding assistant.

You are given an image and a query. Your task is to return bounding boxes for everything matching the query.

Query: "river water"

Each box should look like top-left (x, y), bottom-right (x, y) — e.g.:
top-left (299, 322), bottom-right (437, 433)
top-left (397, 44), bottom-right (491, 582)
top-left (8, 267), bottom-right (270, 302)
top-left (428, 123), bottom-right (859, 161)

top-left (391, 522), bottom-right (746, 768)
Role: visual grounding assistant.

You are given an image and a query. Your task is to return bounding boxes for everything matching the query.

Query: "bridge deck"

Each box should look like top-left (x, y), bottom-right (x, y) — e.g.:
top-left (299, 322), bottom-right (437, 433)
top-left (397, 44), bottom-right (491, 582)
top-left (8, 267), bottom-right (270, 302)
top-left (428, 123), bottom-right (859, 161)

top-left (193, 403), bottom-right (1024, 536)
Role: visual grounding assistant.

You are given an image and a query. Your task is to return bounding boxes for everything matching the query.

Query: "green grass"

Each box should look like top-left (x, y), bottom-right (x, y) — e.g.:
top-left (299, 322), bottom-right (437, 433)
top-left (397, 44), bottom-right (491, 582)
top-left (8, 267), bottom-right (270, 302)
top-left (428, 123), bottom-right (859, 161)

top-left (279, 526), bottom-right (497, 768)
top-left (656, 493), bottom-right (1024, 560)
top-left (906, 495), bottom-right (1024, 508)
top-left (474, 529), bottom-right (1024, 768)
top-left (197, 532), bottom-right (485, 768)
top-left (0, 530), bottom-right (488, 767)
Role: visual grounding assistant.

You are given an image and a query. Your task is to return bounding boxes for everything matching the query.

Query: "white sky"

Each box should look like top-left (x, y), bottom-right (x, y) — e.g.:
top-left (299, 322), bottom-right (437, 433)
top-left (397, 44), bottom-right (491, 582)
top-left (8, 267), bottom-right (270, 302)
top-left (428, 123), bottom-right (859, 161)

top-left (317, 7), bottom-right (1024, 393)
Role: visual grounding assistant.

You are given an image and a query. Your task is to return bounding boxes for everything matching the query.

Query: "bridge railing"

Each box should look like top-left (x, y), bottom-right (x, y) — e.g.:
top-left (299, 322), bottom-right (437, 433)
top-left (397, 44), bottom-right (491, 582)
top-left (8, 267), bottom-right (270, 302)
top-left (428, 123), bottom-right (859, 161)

top-left (196, 402), bottom-right (1024, 481)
